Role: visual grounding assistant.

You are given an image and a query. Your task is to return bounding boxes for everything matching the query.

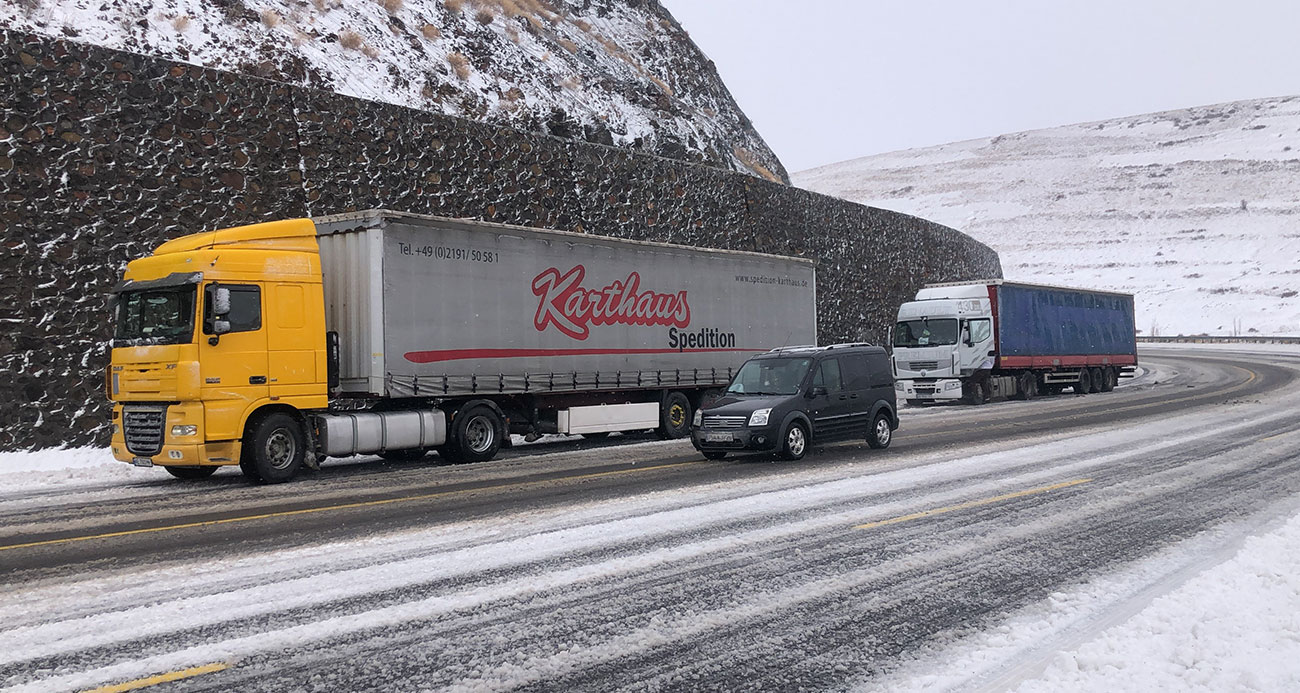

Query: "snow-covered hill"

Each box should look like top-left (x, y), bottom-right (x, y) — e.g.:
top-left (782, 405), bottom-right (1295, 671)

top-left (2, 0), bottom-right (787, 182)
top-left (794, 96), bottom-right (1300, 336)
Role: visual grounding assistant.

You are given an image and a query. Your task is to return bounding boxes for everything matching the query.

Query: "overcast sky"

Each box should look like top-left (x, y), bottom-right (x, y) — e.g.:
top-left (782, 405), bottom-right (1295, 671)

top-left (660, 0), bottom-right (1300, 173)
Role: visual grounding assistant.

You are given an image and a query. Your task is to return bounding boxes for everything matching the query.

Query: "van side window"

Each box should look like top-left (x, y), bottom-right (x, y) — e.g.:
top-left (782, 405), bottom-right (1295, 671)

top-left (812, 358), bottom-right (843, 393)
top-left (842, 354), bottom-right (871, 390)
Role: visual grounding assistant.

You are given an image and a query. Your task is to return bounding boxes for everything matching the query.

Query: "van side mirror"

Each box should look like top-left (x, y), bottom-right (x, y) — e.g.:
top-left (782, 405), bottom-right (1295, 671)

top-left (807, 385), bottom-right (828, 398)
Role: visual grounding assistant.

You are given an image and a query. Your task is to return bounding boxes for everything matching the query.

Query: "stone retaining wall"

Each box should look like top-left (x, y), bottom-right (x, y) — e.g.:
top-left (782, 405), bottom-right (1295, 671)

top-left (0, 30), bottom-right (1001, 450)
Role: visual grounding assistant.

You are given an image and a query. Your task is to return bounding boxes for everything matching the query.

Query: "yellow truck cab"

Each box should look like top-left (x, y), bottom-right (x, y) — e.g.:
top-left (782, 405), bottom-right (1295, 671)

top-left (109, 219), bottom-right (329, 482)
top-left (108, 210), bottom-right (817, 484)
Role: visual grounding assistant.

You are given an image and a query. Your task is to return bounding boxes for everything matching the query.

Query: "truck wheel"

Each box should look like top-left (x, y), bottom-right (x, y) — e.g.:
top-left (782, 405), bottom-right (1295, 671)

top-left (657, 392), bottom-right (692, 439)
top-left (165, 466), bottom-right (218, 480)
top-left (243, 412), bottom-right (305, 484)
top-left (443, 404), bottom-right (503, 464)
top-left (379, 448), bottom-right (428, 462)
top-left (867, 412), bottom-right (892, 449)
top-left (779, 421), bottom-right (808, 461)
top-left (1099, 368), bottom-right (1116, 392)
top-left (702, 450), bottom-right (728, 460)
top-left (966, 382), bottom-right (987, 405)
top-left (1073, 370), bottom-right (1092, 395)
top-left (1013, 372), bottom-right (1037, 400)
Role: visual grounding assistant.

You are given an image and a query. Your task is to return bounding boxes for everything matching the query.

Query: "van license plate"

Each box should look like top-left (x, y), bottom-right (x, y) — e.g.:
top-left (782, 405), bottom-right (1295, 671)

top-left (131, 457), bottom-right (154, 467)
top-left (704, 432), bottom-right (733, 443)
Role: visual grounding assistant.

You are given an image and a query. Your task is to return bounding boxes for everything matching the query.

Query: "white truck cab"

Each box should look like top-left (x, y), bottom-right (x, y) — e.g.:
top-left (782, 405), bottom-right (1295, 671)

top-left (892, 283), bottom-right (995, 402)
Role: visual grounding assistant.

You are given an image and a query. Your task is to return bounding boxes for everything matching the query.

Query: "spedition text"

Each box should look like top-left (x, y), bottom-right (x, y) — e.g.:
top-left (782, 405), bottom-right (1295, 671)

top-left (668, 326), bottom-right (737, 351)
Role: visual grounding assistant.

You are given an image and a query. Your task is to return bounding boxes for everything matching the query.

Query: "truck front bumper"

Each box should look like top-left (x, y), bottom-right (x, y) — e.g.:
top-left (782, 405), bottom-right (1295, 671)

top-left (110, 403), bottom-right (242, 467)
top-left (691, 426), bottom-right (779, 452)
top-left (897, 379), bottom-right (965, 401)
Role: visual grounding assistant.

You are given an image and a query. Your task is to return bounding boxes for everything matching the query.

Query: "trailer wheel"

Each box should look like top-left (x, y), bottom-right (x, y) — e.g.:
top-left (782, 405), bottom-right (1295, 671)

top-left (702, 450), bottom-right (728, 460)
top-left (657, 392), bottom-right (692, 439)
top-left (379, 448), bottom-right (428, 462)
top-left (779, 421), bottom-right (808, 461)
top-left (442, 404), bottom-right (503, 464)
top-left (1099, 367), bottom-right (1116, 392)
top-left (867, 411), bottom-right (892, 450)
top-left (1073, 370), bottom-right (1092, 395)
top-left (164, 466), bottom-right (218, 480)
top-left (1013, 372), bottom-right (1037, 400)
top-left (243, 412), bottom-right (305, 484)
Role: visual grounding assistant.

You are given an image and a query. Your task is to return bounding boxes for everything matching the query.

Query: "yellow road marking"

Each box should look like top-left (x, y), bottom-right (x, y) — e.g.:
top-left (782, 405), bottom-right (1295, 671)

top-left (0, 460), bottom-right (700, 553)
top-left (854, 478), bottom-right (1092, 530)
top-left (1260, 430), bottom-right (1297, 442)
top-left (84, 661), bottom-right (229, 692)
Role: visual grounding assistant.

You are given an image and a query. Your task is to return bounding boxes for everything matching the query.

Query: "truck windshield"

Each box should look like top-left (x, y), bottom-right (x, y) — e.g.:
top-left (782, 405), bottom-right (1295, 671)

top-left (114, 287), bottom-right (197, 346)
top-left (894, 319), bottom-right (958, 348)
top-left (725, 357), bottom-right (812, 396)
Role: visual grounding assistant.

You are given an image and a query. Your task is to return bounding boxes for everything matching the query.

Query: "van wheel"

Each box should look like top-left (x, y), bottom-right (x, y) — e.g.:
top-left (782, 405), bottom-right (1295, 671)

top-left (780, 421), bottom-right (808, 461)
top-left (379, 448), bottom-right (428, 462)
top-left (165, 466), bottom-right (218, 480)
top-left (702, 450), bottom-right (727, 460)
top-left (867, 412), bottom-right (892, 449)
top-left (442, 404), bottom-right (503, 464)
top-left (243, 413), bottom-right (305, 484)
top-left (657, 392), bottom-right (692, 439)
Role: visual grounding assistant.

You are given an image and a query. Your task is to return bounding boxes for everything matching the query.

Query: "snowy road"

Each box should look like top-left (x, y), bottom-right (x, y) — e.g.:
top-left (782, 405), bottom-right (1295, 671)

top-left (2, 347), bottom-right (1299, 691)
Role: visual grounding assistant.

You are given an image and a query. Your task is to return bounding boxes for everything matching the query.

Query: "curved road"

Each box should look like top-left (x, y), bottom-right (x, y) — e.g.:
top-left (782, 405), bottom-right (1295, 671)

top-left (2, 346), bottom-right (1299, 691)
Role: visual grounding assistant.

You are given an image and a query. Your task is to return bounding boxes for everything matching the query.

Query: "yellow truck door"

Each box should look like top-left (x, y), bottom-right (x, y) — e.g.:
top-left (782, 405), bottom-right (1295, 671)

top-left (200, 283), bottom-right (270, 441)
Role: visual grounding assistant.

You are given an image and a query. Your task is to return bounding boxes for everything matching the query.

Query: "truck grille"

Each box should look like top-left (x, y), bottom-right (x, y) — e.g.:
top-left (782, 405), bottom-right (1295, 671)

top-left (914, 386), bottom-right (938, 395)
top-left (702, 415), bottom-right (747, 429)
top-left (909, 361), bottom-right (939, 371)
top-left (123, 406), bottom-right (166, 456)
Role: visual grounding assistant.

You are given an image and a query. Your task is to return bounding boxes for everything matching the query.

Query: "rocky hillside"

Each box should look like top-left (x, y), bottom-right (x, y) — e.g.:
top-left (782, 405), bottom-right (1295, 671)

top-left (1, 0), bottom-right (787, 183)
top-left (795, 96), bottom-right (1300, 336)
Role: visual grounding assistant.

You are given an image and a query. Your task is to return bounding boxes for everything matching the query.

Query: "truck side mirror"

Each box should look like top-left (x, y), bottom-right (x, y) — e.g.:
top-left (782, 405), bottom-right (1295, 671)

top-left (213, 319), bottom-right (231, 335)
top-left (213, 287), bottom-right (231, 316)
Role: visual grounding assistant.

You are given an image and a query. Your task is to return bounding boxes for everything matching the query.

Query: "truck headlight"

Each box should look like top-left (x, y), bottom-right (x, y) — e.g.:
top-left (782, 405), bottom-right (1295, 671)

top-left (693, 409), bottom-right (703, 427)
top-left (749, 408), bottom-right (772, 427)
top-left (945, 381), bottom-right (962, 390)
top-left (171, 425), bottom-right (198, 437)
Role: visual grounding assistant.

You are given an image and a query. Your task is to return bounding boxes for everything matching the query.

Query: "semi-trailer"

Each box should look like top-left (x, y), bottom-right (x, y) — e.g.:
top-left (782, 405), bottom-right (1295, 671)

top-left (892, 280), bottom-right (1137, 404)
top-left (107, 210), bottom-right (817, 482)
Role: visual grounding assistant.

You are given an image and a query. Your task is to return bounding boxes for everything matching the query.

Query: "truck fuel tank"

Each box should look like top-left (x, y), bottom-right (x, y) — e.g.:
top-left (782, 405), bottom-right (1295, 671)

top-left (316, 409), bottom-right (447, 457)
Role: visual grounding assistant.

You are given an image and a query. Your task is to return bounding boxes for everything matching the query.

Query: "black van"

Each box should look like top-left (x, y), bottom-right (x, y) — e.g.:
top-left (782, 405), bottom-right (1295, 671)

top-left (691, 344), bottom-right (898, 461)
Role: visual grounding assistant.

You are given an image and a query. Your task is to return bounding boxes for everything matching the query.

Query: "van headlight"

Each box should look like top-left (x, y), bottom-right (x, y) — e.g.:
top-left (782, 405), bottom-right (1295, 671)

top-left (749, 408), bottom-right (772, 427)
top-left (693, 409), bottom-right (703, 427)
top-left (171, 425), bottom-right (198, 437)
top-left (895, 382), bottom-right (905, 391)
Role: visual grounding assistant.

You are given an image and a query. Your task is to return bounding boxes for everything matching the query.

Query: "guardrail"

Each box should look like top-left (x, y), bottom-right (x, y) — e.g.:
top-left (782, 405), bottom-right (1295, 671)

top-left (1138, 336), bottom-right (1300, 344)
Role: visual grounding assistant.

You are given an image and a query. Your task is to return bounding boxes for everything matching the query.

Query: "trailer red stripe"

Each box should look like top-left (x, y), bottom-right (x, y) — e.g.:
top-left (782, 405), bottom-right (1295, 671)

top-left (404, 347), bottom-right (765, 364)
top-left (999, 354), bottom-right (1138, 368)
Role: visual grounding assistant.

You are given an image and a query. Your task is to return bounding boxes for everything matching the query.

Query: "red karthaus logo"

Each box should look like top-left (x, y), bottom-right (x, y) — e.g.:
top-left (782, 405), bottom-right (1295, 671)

top-left (531, 265), bottom-right (691, 340)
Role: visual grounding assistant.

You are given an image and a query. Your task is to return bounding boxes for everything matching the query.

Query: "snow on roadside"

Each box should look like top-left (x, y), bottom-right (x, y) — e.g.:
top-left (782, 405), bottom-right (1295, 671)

top-left (0, 447), bottom-right (174, 489)
top-left (1013, 510), bottom-right (1300, 692)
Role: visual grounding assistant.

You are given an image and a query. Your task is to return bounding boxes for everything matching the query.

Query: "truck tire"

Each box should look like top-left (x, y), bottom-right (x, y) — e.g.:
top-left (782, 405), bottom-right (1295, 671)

top-left (379, 448), bottom-right (429, 462)
top-left (1099, 367), bottom-right (1116, 392)
top-left (243, 412), bottom-right (306, 484)
top-left (779, 421), bottom-right (808, 461)
top-left (1073, 370), bottom-right (1092, 395)
top-left (966, 381), bottom-right (987, 405)
top-left (441, 404), bottom-right (503, 464)
top-left (866, 411), bottom-right (892, 449)
top-left (1013, 372), bottom-right (1036, 400)
top-left (657, 392), bottom-right (692, 439)
top-left (165, 466), bottom-right (218, 480)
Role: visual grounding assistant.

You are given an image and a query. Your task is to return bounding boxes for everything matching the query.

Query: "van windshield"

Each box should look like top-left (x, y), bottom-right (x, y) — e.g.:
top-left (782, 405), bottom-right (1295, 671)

top-left (894, 319), bottom-right (958, 348)
top-left (725, 357), bottom-right (812, 396)
top-left (113, 287), bottom-right (197, 346)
